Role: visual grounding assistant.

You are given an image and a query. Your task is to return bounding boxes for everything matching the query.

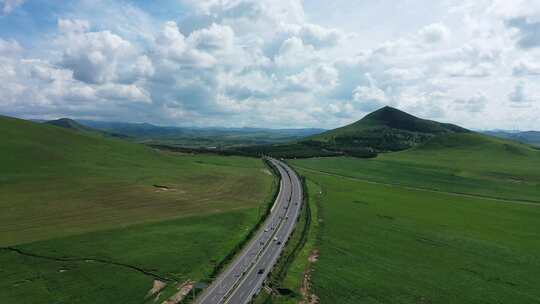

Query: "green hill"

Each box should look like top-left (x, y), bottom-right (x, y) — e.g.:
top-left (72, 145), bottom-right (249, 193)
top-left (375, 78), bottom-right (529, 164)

top-left (45, 118), bottom-right (96, 132)
top-left (45, 118), bottom-right (128, 138)
top-left (0, 115), bottom-right (273, 245)
top-left (309, 106), bottom-right (469, 152)
top-left (0, 115), bottom-right (275, 303)
top-left (238, 106), bottom-right (469, 158)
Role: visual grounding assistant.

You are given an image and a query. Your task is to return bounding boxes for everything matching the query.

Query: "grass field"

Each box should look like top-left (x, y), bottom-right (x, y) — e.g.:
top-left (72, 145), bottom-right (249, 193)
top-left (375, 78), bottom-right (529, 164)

top-left (293, 133), bottom-right (540, 203)
top-left (0, 116), bottom-right (274, 303)
top-left (289, 133), bottom-right (540, 303)
top-left (0, 116), bottom-right (273, 245)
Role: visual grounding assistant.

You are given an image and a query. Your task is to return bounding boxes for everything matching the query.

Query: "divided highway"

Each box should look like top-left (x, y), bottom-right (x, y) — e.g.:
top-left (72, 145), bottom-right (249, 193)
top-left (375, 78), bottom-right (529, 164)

top-left (196, 158), bottom-right (303, 304)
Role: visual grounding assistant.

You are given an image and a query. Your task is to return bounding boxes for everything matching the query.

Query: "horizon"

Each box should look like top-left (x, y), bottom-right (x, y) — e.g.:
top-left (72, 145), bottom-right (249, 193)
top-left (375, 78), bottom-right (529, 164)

top-left (19, 105), bottom-right (540, 132)
top-left (1, 0), bottom-right (539, 130)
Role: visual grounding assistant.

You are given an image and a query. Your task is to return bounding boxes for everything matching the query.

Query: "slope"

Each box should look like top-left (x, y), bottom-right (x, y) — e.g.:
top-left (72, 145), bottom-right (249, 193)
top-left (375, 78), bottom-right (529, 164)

top-left (0, 115), bottom-right (275, 303)
top-left (0, 115), bottom-right (273, 245)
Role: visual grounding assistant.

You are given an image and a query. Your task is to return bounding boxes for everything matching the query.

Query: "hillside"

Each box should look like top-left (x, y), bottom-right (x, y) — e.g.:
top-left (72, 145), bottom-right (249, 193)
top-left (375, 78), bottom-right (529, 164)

top-left (309, 106), bottom-right (469, 152)
top-left (45, 118), bottom-right (96, 132)
top-left (238, 106), bottom-right (469, 158)
top-left (0, 115), bottom-right (273, 245)
top-left (0, 115), bottom-right (274, 303)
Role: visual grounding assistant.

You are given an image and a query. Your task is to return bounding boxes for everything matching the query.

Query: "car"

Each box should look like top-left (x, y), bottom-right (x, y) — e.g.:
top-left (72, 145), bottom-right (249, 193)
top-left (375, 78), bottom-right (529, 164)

top-left (273, 237), bottom-right (278, 242)
top-left (258, 268), bottom-right (265, 274)
top-left (264, 228), bottom-right (269, 232)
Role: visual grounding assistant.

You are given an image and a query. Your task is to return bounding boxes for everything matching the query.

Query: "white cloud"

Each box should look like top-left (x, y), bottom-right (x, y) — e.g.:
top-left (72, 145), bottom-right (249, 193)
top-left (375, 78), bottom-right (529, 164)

top-left (285, 63), bottom-right (338, 92)
top-left (513, 59), bottom-right (540, 76)
top-left (57, 20), bottom-right (135, 84)
top-left (296, 23), bottom-right (343, 48)
top-left (3, 0), bottom-right (540, 129)
top-left (274, 37), bottom-right (316, 67)
top-left (508, 82), bottom-right (531, 104)
top-left (454, 93), bottom-right (488, 113)
top-left (0, 38), bottom-right (22, 56)
top-left (419, 23), bottom-right (450, 44)
top-left (58, 18), bottom-right (90, 33)
top-left (97, 84), bottom-right (151, 103)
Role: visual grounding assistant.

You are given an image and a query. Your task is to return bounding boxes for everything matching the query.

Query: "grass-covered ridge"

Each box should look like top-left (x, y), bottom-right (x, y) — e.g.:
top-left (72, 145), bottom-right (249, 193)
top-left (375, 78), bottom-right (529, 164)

top-left (1, 115), bottom-right (273, 246)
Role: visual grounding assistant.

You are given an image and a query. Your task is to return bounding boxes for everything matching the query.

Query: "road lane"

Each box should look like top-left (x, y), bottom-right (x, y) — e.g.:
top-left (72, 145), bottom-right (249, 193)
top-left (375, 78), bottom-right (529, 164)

top-left (196, 158), bottom-right (302, 304)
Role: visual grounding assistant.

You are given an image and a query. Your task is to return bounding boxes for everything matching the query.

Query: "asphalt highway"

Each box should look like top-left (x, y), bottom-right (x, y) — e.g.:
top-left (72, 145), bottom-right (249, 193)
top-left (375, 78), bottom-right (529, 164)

top-left (196, 158), bottom-right (303, 304)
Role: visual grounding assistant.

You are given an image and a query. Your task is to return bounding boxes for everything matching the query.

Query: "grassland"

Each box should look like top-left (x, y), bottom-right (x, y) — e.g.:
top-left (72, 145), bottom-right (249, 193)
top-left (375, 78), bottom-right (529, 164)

top-left (288, 133), bottom-right (540, 303)
top-left (0, 116), bottom-right (273, 245)
top-left (293, 133), bottom-right (540, 203)
top-left (0, 115), bottom-right (274, 303)
top-left (0, 210), bottom-right (261, 303)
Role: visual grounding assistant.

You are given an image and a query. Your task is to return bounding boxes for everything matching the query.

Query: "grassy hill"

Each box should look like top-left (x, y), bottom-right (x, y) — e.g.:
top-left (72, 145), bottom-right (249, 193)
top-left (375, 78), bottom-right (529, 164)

top-left (238, 106), bottom-right (469, 158)
top-left (308, 106), bottom-right (468, 152)
top-left (286, 131), bottom-right (540, 303)
top-left (45, 118), bottom-right (97, 133)
top-left (0, 115), bottom-right (274, 303)
top-left (45, 118), bottom-right (128, 139)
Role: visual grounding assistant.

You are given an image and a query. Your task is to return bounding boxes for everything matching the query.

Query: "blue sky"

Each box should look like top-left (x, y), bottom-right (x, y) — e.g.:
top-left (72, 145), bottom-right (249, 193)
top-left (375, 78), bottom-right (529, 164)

top-left (0, 0), bottom-right (539, 129)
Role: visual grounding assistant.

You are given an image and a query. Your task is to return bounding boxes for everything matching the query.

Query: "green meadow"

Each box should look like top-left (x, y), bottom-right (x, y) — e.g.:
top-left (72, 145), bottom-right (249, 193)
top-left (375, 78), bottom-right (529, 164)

top-left (290, 133), bottom-right (540, 303)
top-left (0, 116), bottom-right (274, 303)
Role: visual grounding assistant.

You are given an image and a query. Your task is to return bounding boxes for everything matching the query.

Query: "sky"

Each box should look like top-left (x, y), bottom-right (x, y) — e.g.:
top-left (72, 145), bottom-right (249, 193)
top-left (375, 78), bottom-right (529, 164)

top-left (0, 0), bottom-right (539, 130)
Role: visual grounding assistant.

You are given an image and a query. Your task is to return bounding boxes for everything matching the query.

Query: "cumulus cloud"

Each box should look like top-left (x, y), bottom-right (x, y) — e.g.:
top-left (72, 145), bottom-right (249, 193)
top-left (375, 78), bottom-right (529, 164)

top-left (454, 93), bottom-right (488, 113)
top-left (508, 83), bottom-right (531, 104)
top-left (513, 59), bottom-right (540, 76)
top-left (2, 0), bottom-right (540, 129)
top-left (419, 23), bottom-right (450, 44)
top-left (295, 23), bottom-right (343, 48)
top-left (0, 38), bottom-right (22, 56)
top-left (285, 63), bottom-right (339, 92)
top-left (351, 74), bottom-right (389, 112)
top-left (57, 20), bottom-right (134, 84)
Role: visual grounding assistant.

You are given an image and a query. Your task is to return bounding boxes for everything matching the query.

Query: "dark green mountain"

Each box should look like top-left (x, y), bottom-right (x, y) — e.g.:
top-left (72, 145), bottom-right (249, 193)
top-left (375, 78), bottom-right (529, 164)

top-left (238, 106), bottom-right (470, 158)
top-left (45, 118), bottom-right (97, 133)
top-left (44, 118), bottom-right (128, 139)
top-left (307, 106), bottom-right (469, 153)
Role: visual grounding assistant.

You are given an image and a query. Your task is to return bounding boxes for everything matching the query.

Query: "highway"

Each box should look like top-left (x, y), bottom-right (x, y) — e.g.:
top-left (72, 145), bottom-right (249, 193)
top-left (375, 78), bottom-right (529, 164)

top-left (196, 158), bottom-right (303, 304)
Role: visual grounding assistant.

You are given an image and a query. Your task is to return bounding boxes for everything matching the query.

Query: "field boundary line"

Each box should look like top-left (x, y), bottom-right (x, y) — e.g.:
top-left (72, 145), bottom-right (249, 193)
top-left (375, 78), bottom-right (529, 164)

top-left (0, 247), bottom-right (176, 281)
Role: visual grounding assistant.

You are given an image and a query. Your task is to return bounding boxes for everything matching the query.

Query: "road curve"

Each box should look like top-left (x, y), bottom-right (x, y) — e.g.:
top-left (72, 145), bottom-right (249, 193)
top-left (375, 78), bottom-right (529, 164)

top-left (196, 158), bottom-right (303, 304)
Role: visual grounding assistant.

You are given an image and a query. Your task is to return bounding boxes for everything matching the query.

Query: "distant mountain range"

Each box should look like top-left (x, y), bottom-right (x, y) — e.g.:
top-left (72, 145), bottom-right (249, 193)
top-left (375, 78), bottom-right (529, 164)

top-left (482, 130), bottom-right (540, 147)
top-left (39, 109), bottom-right (540, 157)
top-left (43, 118), bottom-right (326, 148)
